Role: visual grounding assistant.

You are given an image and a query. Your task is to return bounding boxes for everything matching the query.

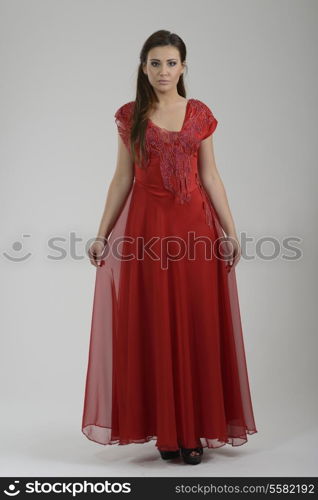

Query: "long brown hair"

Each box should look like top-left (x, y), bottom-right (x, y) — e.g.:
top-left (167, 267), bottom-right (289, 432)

top-left (129, 30), bottom-right (187, 168)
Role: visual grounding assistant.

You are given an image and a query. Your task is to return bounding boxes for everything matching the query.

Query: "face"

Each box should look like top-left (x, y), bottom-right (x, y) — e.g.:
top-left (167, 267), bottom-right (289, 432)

top-left (142, 45), bottom-right (185, 94)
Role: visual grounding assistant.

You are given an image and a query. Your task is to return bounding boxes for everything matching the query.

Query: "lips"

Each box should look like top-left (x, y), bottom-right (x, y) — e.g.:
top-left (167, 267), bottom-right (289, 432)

top-left (158, 80), bottom-right (169, 83)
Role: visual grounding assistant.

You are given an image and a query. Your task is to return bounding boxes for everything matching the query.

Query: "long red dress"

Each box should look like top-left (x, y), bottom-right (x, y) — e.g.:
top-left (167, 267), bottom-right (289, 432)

top-left (81, 98), bottom-right (258, 451)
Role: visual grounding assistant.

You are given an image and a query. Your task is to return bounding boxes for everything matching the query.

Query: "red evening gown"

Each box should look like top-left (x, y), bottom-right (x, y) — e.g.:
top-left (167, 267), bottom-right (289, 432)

top-left (81, 98), bottom-right (258, 451)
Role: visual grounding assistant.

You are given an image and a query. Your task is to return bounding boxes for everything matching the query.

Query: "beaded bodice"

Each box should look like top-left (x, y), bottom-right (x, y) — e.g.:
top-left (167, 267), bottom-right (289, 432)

top-left (114, 98), bottom-right (218, 228)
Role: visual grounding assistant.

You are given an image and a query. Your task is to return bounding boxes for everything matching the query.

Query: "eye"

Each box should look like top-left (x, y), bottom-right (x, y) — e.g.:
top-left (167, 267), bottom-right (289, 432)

top-left (150, 61), bottom-right (177, 67)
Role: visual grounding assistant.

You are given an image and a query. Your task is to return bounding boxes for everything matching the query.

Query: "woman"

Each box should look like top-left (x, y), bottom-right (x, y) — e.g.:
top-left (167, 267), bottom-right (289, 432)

top-left (82, 30), bottom-right (258, 465)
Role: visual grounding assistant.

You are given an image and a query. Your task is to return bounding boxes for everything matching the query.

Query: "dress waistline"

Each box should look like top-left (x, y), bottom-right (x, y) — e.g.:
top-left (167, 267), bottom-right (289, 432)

top-left (134, 177), bottom-right (214, 231)
top-left (134, 178), bottom-right (199, 197)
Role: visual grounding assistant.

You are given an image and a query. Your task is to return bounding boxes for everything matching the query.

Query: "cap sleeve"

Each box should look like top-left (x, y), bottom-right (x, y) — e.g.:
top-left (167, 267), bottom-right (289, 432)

top-left (200, 101), bottom-right (218, 140)
top-left (114, 101), bottom-right (133, 151)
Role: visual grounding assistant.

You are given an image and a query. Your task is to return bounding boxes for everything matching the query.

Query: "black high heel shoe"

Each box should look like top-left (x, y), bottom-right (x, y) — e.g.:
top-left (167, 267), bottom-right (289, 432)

top-left (159, 449), bottom-right (180, 460)
top-left (181, 446), bottom-right (203, 465)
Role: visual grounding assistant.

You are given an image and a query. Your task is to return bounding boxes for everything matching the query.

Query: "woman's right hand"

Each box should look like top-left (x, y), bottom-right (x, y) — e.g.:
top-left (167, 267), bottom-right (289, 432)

top-left (88, 238), bottom-right (107, 267)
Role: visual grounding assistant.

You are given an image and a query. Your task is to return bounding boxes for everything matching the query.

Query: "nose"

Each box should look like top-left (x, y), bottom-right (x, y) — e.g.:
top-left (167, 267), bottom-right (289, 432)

top-left (159, 64), bottom-right (170, 75)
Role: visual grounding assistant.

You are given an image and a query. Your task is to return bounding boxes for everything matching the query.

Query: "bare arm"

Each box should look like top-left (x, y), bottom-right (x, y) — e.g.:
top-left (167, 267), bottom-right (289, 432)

top-left (198, 135), bottom-right (241, 268)
top-left (89, 134), bottom-right (134, 267)
top-left (198, 136), bottom-right (238, 239)
top-left (95, 134), bottom-right (134, 241)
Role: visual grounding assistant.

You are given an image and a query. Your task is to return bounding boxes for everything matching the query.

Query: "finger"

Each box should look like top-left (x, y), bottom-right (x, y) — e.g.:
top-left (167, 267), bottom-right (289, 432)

top-left (95, 254), bottom-right (103, 266)
top-left (89, 252), bottom-right (98, 267)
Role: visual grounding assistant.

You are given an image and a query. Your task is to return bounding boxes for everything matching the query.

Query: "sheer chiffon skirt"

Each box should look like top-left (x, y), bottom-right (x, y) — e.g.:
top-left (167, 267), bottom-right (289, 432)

top-left (81, 180), bottom-right (258, 450)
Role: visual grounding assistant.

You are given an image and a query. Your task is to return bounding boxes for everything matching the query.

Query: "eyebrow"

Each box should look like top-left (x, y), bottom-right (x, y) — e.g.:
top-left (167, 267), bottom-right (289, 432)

top-left (149, 58), bottom-right (178, 61)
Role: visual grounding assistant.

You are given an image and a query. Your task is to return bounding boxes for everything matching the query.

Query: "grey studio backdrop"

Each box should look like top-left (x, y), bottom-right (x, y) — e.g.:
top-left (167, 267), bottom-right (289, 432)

top-left (0, 0), bottom-right (317, 477)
